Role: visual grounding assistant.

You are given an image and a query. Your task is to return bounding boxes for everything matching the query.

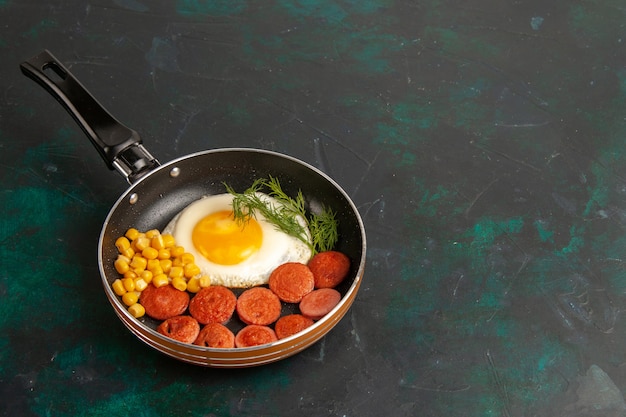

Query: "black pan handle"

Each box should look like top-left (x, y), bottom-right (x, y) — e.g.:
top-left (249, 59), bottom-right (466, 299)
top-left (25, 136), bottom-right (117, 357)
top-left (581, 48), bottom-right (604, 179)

top-left (20, 50), bottom-right (159, 184)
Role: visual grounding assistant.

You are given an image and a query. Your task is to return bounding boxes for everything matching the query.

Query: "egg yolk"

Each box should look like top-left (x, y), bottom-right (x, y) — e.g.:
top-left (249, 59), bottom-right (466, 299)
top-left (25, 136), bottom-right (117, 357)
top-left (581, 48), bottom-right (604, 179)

top-left (192, 210), bottom-right (263, 265)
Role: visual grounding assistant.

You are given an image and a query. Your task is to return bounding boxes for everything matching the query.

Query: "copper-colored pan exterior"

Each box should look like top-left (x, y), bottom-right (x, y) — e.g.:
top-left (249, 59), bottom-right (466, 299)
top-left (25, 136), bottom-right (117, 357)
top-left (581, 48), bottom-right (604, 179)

top-left (98, 149), bottom-right (366, 367)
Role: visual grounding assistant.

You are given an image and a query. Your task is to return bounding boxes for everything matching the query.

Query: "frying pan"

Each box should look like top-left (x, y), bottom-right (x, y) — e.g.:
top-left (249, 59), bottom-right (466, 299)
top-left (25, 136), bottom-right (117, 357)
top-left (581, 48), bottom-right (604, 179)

top-left (20, 50), bottom-right (366, 367)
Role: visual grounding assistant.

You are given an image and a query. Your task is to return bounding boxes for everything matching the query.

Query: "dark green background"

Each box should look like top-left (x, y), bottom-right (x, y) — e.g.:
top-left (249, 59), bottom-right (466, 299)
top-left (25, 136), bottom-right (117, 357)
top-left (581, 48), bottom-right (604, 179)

top-left (3, 0), bottom-right (626, 415)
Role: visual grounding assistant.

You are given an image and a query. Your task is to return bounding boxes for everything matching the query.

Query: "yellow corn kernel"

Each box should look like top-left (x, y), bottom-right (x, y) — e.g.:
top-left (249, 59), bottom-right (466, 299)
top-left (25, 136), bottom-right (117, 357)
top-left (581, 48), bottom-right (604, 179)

top-left (114, 257), bottom-right (130, 275)
top-left (120, 247), bottom-right (135, 259)
top-left (145, 229), bottom-right (160, 239)
top-left (128, 303), bottom-right (145, 318)
top-left (162, 234), bottom-right (175, 248)
top-left (184, 263), bottom-right (201, 278)
top-left (115, 236), bottom-right (131, 253)
top-left (147, 258), bottom-right (160, 270)
top-left (171, 276), bottom-right (187, 292)
top-left (130, 232), bottom-right (146, 252)
top-left (199, 275), bottom-right (211, 288)
top-left (134, 278), bottom-right (148, 292)
top-left (157, 249), bottom-right (171, 260)
top-left (186, 277), bottom-right (201, 293)
top-left (169, 266), bottom-right (184, 279)
top-left (130, 255), bottom-right (147, 271)
top-left (172, 257), bottom-right (183, 267)
top-left (122, 291), bottom-right (139, 306)
top-left (139, 270), bottom-right (153, 284)
top-left (122, 277), bottom-right (136, 292)
top-left (112, 279), bottom-right (127, 296)
top-left (125, 228), bottom-right (140, 241)
top-left (123, 270), bottom-right (138, 280)
top-left (117, 254), bottom-right (131, 263)
top-left (134, 236), bottom-right (150, 251)
top-left (141, 246), bottom-right (159, 260)
top-left (159, 259), bottom-right (173, 274)
top-left (148, 265), bottom-right (163, 277)
top-left (150, 234), bottom-right (165, 251)
top-left (180, 252), bottom-right (195, 265)
top-left (170, 245), bottom-right (185, 258)
top-left (152, 273), bottom-right (169, 288)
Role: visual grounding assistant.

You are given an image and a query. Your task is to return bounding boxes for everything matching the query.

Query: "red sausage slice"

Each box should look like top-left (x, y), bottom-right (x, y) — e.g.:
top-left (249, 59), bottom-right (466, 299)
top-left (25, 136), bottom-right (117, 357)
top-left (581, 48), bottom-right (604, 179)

top-left (236, 287), bottom-right (282, 326)
top-left (157, 315), bottom-right (200, 344)
top-left (235, 325), bottom-right (278, 348)
top-left (308, 251), bottom-right (350, 289)
top-left (274, 314), bottom-right (314, 339)
top-left (194, 323), bottom-right (235, 348)
top-left (268, 262), bottom-right (314, 303)
top-left (140, 284), bottom-right (190, 321)
top-left (299, 288), bottom-right (341, 320)
top-left (189, 286), bottom-right (237, 325)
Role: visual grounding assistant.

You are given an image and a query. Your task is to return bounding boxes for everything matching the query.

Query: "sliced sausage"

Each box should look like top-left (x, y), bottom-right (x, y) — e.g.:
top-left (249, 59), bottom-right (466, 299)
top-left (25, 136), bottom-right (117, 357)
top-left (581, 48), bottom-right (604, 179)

top-left (308, 251), bottom-right (350, 289)
top-left (194, 322), bottom-right (235, 348)
top-left (236, 287), bottom-right (282, 326)
top-left (268, 262), bottom-right (314, 303)
top-left (235, 325), bottom-right (278, 348)
top-left (189, 286), bottom-right (237, 325)
top-left (140, 284), bottom-right (190, 321)
top-left (299, 288), bottom-right (341, 320)
top-left (274, 314), bottom-right (314, 339)
top-left (157, 315), bottom-right (200, 343)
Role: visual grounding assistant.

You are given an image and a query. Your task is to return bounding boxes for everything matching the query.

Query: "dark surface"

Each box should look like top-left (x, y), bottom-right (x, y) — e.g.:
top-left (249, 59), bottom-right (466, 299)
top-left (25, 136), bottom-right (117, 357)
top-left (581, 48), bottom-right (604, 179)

top-left (3, 0), bottom-right (626, 416)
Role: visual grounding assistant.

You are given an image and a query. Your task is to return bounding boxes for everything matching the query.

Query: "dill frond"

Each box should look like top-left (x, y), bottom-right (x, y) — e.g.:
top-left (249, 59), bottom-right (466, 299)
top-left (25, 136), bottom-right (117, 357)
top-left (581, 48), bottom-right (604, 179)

top-left (224, 176), bottom-right (338, 254)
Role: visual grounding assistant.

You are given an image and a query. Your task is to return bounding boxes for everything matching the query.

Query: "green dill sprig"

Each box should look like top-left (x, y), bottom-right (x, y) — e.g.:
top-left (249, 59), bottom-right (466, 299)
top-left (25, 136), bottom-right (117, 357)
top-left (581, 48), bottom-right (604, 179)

top-left (224, 176), bottom-right (338, 254)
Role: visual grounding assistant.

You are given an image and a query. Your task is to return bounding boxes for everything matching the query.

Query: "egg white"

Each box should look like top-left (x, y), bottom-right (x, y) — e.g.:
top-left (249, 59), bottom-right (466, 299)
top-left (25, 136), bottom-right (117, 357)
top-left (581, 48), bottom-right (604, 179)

top-left (163, 193), bottom-right (312, 288)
